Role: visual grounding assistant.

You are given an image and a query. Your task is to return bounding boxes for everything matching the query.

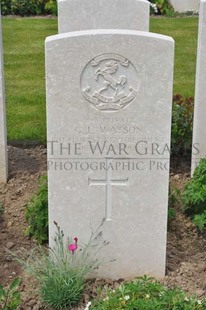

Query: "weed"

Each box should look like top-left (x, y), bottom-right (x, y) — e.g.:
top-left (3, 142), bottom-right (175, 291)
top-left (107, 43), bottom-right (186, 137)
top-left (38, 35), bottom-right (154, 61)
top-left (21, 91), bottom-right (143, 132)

top-left (90, 276), bottom-right (206, 309)
top-left (171, 94), bottom-right (193, 157)
top-left (182, 158), bottom-right (206, 231)
top-left (0, 202), bottom-right (4, 216)
top-left (25, 175), bottom-right (48, 244)
top-left (0, 278), bottom-right (21, 310)
top-left (193, 212), bottom-right (206, 232)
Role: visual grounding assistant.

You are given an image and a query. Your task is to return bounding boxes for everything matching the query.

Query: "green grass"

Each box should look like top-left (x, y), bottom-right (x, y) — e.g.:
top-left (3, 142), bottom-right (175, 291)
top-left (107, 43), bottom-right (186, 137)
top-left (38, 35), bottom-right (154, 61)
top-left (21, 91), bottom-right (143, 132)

top-left (2, 17), bottom-right (198, 141)
top-left (3, 17), bottom-right (57, 142)
top-left (150, 17), bottom-right (198, 98)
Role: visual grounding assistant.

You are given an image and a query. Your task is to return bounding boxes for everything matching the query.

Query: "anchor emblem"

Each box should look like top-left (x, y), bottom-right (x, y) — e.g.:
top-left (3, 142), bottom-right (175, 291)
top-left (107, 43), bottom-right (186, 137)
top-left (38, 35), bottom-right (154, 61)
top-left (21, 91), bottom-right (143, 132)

top-left (81, 53), bottom-right (139, 111)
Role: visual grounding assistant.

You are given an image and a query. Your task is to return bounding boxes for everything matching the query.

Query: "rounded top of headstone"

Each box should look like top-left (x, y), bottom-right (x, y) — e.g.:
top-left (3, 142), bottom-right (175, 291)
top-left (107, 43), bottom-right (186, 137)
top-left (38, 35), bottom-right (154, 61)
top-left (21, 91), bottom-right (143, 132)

top-left (58, 0), bottom-right (150, 33)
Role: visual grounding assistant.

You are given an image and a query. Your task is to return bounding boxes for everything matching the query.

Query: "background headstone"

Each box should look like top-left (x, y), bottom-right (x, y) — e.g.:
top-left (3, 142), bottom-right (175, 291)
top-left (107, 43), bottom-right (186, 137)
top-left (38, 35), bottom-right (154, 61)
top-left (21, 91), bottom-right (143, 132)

top-left (0, 10), bottom-right (8, 183)
top-left (170, 0), bottom-right (199, 12)
top-left (57, 0), bottom-right (150, 33)
top-left (191, 0), bottom-right (206, 174)
top-left (46, 29), bottom-right (174, 279)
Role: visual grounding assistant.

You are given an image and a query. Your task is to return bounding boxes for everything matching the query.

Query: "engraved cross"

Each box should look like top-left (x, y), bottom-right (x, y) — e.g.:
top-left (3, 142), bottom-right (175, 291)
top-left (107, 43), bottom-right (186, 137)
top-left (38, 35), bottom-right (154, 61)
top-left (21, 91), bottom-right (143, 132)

top-left (88, 159), bottom-right (128, 221)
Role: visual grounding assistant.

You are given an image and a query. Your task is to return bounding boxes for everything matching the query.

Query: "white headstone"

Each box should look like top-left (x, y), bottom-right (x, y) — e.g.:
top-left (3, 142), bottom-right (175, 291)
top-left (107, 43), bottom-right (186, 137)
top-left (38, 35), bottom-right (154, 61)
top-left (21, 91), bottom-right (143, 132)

top-left (46, 29), bottom-right (174, 279)
top-left (0, 11), bottom-right (8, 183)
top-left (192, 0), bottom-right (206, 174)
top-left (170, 0), bottom-right (199, 12)
top-left (57, 0), bottom-right (150, 33)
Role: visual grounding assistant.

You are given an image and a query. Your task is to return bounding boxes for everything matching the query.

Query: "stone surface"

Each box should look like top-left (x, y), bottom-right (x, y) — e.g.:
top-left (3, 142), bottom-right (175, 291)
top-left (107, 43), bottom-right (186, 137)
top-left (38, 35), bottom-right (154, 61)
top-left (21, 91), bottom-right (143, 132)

top-left (0, 10), bottom-right (7, 183)
top-left (57, 0), bottom-right (150, 33)
top-left (192, 0), bottom-right (206, 174)
top-left (170, 0), bottom-right (199, 12)
top-left (46, 29), bottom-right (174, 279)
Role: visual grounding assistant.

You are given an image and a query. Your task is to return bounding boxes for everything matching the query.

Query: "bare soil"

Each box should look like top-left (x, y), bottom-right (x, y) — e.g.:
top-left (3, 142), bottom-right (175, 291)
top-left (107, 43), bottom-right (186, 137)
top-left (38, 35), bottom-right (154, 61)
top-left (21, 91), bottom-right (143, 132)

top-left (0, 146), bottom-right (206, 309)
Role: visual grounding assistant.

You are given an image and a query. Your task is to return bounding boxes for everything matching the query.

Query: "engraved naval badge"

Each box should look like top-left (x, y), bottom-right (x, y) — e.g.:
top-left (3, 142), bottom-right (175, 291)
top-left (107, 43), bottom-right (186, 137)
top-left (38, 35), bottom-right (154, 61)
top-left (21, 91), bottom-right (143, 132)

top-left (81, 54), bottom-right (139, 111)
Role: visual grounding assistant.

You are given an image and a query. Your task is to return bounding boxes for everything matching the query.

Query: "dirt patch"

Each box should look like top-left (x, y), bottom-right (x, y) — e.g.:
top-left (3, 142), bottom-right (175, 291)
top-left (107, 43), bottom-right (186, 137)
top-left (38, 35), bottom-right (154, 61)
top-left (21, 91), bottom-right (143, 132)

top-left (0, 146), bottom-right (206, 309)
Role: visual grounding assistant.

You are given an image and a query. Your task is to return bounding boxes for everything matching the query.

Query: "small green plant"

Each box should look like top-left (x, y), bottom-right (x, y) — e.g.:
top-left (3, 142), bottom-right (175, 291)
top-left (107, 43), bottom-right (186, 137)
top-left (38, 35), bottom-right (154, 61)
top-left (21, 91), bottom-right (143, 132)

top-left (168, 207), bottom-right (176, 221)
top-left (169, 187), bottom-right (181, 208)
top-left (16, 221), bottom-right (110, 309)
top-left (149, 0), bottom-right (174, 16)
top-left (182, 158), bottom-right (206, 231)
top-left (193, 212), bottom-right (206, 232)
top-left (0, 278), bottom-right (21, 310)
top-left (168, 184), bottom-right (181, 221)
top-left (0, 202), bottom-right (4, 217)
top-left (90, 276), bottom-right (206, 309)
top-left (171, 94), bottom-right (194, 157)
top-left (45, 0), bottom-right (57, 15)
top-left (25, 175), bottom-right (48, 244)
top-left (168, 184), bottom-right (183, 225)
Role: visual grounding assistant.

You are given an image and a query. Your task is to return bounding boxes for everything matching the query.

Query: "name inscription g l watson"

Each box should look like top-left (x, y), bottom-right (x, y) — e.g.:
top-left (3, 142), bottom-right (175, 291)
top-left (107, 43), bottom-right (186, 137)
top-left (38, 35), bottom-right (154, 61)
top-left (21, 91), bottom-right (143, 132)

top-left (74, 124), bottom-right (143, 135)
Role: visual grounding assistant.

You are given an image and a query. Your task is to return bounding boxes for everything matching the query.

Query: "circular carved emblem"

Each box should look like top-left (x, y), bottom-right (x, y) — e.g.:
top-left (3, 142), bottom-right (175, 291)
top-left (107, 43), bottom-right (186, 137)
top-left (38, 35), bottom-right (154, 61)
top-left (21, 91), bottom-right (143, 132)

top-left (81, 53), bottom-right (139, 112)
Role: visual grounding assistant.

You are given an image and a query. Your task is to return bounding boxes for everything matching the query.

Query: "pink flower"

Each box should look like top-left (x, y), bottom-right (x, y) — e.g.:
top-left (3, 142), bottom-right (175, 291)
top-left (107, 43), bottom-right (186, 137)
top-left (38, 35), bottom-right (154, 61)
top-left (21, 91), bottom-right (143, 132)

top-left (68, 243), bottom-right (77, 252)
top-left (68, 237), bottom-right (78, 254)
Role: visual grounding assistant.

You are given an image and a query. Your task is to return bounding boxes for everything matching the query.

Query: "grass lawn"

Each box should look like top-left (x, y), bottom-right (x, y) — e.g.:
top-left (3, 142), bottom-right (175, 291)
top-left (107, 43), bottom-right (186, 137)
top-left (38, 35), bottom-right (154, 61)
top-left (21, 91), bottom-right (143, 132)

top-left (3, 17), bottom-right (57, 142)
top-left (2, 16), bottom-right (198, 142)
top-left (150, 17), bottom-right (198, 99)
